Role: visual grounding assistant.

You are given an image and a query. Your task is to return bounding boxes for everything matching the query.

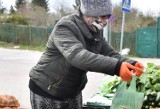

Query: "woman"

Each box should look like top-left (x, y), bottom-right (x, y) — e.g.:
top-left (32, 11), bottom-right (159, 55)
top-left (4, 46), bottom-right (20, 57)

top-left (29, 0), bottom-right (144, 108)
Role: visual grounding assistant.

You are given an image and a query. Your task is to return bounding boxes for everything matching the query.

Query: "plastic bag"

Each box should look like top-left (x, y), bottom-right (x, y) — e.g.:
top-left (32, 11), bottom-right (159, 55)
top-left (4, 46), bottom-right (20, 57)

top-left (110, 75), bottom-right (144, 109)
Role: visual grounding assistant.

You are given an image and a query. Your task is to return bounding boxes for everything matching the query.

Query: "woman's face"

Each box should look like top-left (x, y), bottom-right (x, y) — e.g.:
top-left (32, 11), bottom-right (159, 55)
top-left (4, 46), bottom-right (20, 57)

top-left (84, 15), bottom-right (111, 32)
top-left (83, 16), bottom-right (94, 26)
top-left (96, 15), bottom-right (111, 27)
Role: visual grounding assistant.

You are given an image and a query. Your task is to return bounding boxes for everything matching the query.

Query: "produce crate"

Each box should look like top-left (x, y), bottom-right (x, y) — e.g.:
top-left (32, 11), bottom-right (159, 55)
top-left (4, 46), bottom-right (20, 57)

top-left (82, 105), bottom-right (110, 109)
top-left (150, 108), bottom-right (160, 109)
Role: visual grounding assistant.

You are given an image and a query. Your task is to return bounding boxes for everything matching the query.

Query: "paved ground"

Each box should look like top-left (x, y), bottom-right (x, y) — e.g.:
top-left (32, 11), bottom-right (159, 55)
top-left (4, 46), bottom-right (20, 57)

top-left (0, 47), bottom-right (159, 109)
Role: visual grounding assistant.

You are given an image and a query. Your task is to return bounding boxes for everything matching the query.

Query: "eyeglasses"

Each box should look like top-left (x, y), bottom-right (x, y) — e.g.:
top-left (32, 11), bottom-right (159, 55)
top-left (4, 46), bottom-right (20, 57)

top-left (94, 14), bottom-right (111, 21)
top-left (99, 14), bottom-right (111, 19)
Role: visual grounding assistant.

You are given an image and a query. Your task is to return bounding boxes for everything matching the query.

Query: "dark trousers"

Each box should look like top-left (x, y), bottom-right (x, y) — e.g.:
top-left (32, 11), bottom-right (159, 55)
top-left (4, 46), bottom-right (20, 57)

top-left (30, 91), bottom-right (82, 109)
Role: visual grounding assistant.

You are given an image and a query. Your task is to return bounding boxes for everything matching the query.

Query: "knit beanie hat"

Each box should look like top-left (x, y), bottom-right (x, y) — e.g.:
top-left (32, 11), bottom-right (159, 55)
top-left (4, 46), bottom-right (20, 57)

top-left (80, 0), bottom-right (112, 17)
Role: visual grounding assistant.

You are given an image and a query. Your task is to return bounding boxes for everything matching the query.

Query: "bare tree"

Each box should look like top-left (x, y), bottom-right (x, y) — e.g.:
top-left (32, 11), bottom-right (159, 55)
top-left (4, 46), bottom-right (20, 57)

top-left (15, 0), bottom-right (27, 10)
top-left (32, 0), bottom-right (49, 12)
top-left (14, 2), bottom-right (48, 26)
top-left (10, 5), bottom-right (16, 14)
top-left (0, 1), bottom-right (6, 14)
top-left (52, 0), bottom-right (74, 18)
top-left (111, 3), bottom-right (156, 32)
top-left (26, 3), bottom-right (48, 26)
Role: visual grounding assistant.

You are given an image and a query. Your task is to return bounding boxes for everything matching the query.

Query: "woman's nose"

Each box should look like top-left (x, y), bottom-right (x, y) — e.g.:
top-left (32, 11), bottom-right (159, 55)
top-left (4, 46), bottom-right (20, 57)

top-left (100, 19), bottom-right (108, 25)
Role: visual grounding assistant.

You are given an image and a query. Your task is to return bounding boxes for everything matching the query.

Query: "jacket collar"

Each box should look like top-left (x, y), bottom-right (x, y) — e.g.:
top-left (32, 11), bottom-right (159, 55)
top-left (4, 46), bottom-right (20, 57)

top-left (74, 8), bottom-right (96, 40)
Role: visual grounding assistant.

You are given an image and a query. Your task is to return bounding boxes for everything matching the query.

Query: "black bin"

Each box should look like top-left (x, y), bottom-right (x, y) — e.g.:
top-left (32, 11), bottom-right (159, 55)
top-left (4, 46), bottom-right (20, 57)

top-left (82, 106), bottom-right (110, 109)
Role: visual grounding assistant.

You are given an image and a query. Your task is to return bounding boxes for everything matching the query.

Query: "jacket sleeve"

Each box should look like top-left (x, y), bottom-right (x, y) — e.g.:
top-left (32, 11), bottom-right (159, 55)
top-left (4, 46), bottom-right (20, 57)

top-left (100, 37), bottom-right (136, 65)
top-left (52, 23), bottom-right (119, 76)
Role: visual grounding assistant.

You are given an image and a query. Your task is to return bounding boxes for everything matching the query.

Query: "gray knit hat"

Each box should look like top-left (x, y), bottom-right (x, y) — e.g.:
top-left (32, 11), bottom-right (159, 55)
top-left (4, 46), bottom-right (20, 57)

top-left (80, 0), bottom-right (112, 17)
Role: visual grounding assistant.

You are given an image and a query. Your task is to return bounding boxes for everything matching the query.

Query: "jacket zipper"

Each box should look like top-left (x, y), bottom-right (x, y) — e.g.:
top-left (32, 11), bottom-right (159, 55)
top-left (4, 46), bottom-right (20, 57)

top-left (48, 76), bottom-right (64, 91)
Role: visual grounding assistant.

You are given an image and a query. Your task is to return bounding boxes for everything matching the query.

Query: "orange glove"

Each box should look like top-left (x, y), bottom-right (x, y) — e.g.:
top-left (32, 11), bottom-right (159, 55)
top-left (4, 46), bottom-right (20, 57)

top-left (120, 62), bottom-right (144, 82)
top-left (135, 62), bottom-right (144, 69)
top-left (120, 62), bottom-right (134, 82)
top-left (134, 62), bottom-right (144, 77)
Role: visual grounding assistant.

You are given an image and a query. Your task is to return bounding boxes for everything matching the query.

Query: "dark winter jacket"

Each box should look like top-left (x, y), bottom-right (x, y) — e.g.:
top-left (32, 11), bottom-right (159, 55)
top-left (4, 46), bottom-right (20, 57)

top-left (29, 9), bottom-right (136, 99)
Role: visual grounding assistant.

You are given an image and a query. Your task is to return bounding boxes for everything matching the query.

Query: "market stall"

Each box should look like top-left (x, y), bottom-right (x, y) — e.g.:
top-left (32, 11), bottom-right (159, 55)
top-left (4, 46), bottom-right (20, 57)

top-left (83, 63), bottom-right (160, 109)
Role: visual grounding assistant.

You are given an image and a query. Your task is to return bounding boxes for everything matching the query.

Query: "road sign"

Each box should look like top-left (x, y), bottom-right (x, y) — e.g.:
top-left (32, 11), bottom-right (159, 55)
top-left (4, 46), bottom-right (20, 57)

top-left (122, 0), bottom-right (131, 12)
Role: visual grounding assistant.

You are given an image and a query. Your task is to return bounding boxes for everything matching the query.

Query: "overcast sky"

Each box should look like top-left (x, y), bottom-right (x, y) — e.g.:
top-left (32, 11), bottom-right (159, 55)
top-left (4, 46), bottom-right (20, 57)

top-left (1, 0), bottom-right (160, 16)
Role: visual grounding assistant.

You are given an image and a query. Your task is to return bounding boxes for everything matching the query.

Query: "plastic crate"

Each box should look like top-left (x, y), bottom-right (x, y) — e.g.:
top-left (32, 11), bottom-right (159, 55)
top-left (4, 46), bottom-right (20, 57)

top-left (82, 106), bottom-right (110, 109)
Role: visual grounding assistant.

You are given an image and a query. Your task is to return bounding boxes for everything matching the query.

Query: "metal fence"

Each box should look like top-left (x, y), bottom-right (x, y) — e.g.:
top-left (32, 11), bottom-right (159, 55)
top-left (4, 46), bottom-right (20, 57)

top-left (111, 32), bottom-right (136, 54)
top-left (0, 23), bottom-right (53, 45)
top-left (0, 23), bottom-right (136, 54)
top-left (135, 17), bottom-right (160, 58)
top-left (1, 21), bottom-right (160, 57)
top-left (136, 27), bottom-right (158, 58)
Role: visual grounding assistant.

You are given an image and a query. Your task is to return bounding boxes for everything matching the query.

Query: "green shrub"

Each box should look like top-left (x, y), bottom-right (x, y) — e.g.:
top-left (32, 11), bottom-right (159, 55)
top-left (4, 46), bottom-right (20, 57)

top-left (4, 16), bottom-right (29, 25)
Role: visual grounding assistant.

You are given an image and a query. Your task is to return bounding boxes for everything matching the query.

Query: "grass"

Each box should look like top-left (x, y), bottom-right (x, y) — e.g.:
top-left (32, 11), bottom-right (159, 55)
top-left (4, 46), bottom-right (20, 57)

top-left (0, 41), bottom-right (45, 52)
top-left (0, 41), bottom-right (15, 47)
top-left (0, 41), bottom-right (159, 58)
top-left (20, 45), bottom-right (45, 51)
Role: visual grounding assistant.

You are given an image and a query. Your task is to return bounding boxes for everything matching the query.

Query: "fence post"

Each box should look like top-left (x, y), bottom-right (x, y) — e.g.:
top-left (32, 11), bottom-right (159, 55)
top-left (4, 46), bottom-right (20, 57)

top-left (29, 25), bottom-right (32, 45)
top-left (13, 24), bottom-right (17, 44)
